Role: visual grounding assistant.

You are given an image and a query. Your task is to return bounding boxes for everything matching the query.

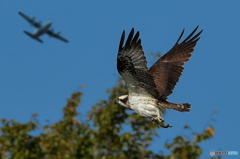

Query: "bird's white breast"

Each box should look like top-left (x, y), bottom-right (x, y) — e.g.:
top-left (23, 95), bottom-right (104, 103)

top-left (128, 95), bottom-right (164, 118)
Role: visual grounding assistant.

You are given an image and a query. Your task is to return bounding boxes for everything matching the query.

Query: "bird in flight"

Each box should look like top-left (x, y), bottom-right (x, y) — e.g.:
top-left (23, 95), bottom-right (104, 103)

top-left (116, 26), bottom-right (202, 128)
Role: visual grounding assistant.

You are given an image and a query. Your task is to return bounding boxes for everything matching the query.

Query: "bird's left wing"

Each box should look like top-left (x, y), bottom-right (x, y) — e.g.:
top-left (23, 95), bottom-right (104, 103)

top-left (46, 30), bottom-right (69, 43)
top-left (117, 28), bottom-right (159, 98)
top-left (149, 26), bottom-right (203, 100)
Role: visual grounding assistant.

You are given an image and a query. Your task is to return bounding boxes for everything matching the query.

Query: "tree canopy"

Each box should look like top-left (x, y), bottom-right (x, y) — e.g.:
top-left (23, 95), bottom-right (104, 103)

top-left (0, 82), bottom-right (217, 159)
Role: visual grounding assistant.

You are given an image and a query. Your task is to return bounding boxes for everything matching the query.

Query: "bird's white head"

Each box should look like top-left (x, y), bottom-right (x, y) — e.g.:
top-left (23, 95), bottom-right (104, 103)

top-left (116, 95), bottom-right (130, 108)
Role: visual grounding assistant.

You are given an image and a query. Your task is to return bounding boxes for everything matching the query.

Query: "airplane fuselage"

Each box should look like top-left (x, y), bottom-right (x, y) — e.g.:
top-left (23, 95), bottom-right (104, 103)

top-left (33, 22), bottom-right (52, 37)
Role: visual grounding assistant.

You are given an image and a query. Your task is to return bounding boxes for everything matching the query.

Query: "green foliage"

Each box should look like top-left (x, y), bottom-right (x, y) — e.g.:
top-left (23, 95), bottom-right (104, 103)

top-left (163, 126), bottom-right (215, 159)
top-left (0, 82), bottom-right (216, 159)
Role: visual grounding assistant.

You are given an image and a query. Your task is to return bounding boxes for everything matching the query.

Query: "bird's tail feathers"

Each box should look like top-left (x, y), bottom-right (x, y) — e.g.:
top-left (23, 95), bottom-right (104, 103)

top-left (158, 101), bottom-right (191, 112)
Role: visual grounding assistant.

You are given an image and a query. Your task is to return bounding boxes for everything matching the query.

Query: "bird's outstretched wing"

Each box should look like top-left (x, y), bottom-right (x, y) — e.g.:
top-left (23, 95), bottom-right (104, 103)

top-left (117, 28), bottom-right (159, 98)
top-left (149, 26), bottom-right (203, 100)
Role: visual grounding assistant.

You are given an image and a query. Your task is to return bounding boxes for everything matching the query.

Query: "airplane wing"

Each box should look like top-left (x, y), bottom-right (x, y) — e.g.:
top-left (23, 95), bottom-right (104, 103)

top-left (46, 30), bottom-right (69, 43)
top-left (23, 31), bottom-right (44, 43)
top-left (18, 11), bottom-right (41, 28)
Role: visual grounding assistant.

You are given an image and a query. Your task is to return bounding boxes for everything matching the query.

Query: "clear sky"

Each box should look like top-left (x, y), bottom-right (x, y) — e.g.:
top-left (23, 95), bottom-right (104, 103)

top-left (0, 0), bottom-right (239, 158)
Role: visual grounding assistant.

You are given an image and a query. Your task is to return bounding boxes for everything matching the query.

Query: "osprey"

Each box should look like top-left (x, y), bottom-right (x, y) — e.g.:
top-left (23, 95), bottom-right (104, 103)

top-left (117, 27), bottom-right (202, 128)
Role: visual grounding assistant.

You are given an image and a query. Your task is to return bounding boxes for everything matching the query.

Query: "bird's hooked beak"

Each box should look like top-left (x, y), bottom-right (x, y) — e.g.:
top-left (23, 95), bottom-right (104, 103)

top-left (116, 95), bottom-right (130, 108)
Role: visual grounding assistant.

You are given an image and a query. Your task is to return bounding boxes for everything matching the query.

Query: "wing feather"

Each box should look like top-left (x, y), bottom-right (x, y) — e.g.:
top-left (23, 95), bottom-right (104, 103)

top-left (149, 26), bottom-right (203, 99)
top-left (117, 28), bottom-right (159, 99)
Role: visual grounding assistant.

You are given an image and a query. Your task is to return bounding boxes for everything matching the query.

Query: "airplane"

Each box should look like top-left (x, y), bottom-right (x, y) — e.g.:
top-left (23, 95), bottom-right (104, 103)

top-left (19, 11), bottom-right (69, 43)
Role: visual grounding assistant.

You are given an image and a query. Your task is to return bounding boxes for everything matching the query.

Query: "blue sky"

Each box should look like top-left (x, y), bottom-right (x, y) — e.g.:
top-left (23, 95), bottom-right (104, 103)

top-left (0, 0), bottom-right (239, 158)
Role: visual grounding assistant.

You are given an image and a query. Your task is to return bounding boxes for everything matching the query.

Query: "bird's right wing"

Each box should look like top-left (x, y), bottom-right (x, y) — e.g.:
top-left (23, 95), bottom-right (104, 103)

top-left (117, 28), bottom-right (159, 98)
top-left (18, 11), bottom-right (41, 28)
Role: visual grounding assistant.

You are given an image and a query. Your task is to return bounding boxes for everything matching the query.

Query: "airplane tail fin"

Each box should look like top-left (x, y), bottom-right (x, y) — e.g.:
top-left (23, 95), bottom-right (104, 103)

top-left (23, 31), bottom-right (43, 43)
